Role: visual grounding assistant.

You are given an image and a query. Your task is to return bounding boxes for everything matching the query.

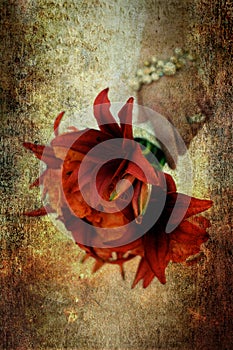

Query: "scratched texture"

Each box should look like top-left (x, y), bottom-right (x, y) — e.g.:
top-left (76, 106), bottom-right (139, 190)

top-left (0, 1), bottom-right (232, 349)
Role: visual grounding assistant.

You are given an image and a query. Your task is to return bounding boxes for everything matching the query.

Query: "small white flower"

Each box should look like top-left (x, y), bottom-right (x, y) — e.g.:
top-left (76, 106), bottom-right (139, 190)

top-left (163, 62), bottom-right (176, 76)
top-left (141, 75), bottom-right (152, 84)
top-left (151, 73), bottom-right (160, 81)
top-left (157, 60), bottom-right (165, 68)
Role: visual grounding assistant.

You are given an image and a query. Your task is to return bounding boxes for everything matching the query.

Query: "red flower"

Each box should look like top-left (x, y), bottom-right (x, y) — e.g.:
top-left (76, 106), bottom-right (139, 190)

top-left (23, 88), bottom-right (212, 288)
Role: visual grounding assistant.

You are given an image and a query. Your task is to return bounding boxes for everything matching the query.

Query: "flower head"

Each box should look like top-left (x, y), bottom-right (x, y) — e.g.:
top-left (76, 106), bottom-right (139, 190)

top-left (23, 88), bottom-right (212, 288)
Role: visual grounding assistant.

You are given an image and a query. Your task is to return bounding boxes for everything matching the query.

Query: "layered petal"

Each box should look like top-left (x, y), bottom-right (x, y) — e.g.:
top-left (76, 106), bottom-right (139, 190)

top-left (132, 258), bottom-right (156, 289)
top-left (125, 142), bottom-right (160, 185)
top-left (143, 224), bottom-right (170, 284)
top-left (23, 142), bottom-right (61, 168)
top-left (23, 88), bottom-right (213, 289)
top-left (54, 111), bottom-right (65, 136)
top-left (24, 205), bottom-right (55, 216)
top-left (93, 88), bottom-right (122, 137)
top-left (163, 192), bottom-right (213, 225)
top-left (118, 97), bottom-right (134, 140)
top-left (169, 216), bottom-right (210, 263)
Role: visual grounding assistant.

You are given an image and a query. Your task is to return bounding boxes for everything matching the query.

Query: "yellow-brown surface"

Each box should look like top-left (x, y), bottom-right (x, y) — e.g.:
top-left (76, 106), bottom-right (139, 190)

top-left (1, 1), bottom-right (232, 349)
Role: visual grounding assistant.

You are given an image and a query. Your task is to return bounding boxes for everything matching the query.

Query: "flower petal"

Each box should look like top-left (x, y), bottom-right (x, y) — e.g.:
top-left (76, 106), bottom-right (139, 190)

top-left (93, 88), bottom-right (122, 137)
top-left (52, 129), bottom-right (110, 155)
top-left (54, 111), bottom-right (65, 136)
top-left (62, 161), bottom-right (80, 193)
top-left (23, 142), bottom-right (61, 168)
top-left (132, 257), bottom-right (155, 288)
top-left (143, 225), bottom-right (170, 284)
top-left (169, 217), bottom-right (210, 263)
top-left (92, 260), bottom-right (105, 273)
top-left (29, 170), bottom-right (47, 188)
top-left (164, 193), bottom-right (212, 225)
top-left (23, 205), bottom-right (55, 216)
top-left (165, 173), bottom-right (177, 192)
top-left (118, 97), bottom-right (134, 140)
top-left (125, 156), bottom-right (159, 185)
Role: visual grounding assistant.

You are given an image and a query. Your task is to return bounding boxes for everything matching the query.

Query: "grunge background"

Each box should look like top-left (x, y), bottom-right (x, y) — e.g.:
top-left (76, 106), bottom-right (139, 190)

top-left (1, 1), bottom-right (232, 349)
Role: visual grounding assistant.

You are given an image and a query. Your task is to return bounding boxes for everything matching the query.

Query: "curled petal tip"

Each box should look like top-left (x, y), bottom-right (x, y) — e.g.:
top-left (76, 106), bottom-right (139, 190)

top-left (94, 88), bottom-right (110, 105)
top-left (93, 88), bottom-right (122, 136)
top-left (127, 97), bottom-right (134, 104)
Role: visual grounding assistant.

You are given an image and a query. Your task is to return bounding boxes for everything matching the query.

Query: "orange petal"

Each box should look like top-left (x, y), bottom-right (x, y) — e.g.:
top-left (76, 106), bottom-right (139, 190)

top-left (125, 142), bottom-right (159, 185)
top-left (164, 193), bottom-right (212, 225)
top-left (54, 111), bottom-right (65, 136)
top-left (23, 142), bottom-right (61, 168)
top-left (93, 88), bottom-right (122, 137)
top-left (169, 217), bottom-right (210, 263)
top-left (23, 205), bottom-right (55, 216)
top-left (29, 169), bottom-right (48, 188)
top-left (118, 97), bottom-right (134, 140)
top-left (132, 258), bottom-right (155, 288)
top-left (143, 227), bottom-right (170, 284)
top-left (92, 259), bottom-right (105, 273)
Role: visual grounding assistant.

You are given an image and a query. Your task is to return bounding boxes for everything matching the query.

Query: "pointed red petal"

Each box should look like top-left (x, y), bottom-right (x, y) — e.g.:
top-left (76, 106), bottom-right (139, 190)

top-left (29, 177), bottom-right (40, 188)
top-left (23, 142), bottom-right (61, 168)
top-left (120, 265), bottom-right (125, 280)
top-left (169, 217), bottom-right (210, 263)
top-left (23, 142), bottom-right (45, 158)
top-left (143, 227), bottom-right (170, 284)
top-left (185, 197), bottom-right (212, 219)
top-left (92, 259), bottom-right (105, 273)
top-left (23, 205), bottom-right (55, 216)
top-left (29, 170), bottom-right (47, 188)
top-left (125, 151), bottom-right (159, 186)
top-left (93, 88), bottom-right (122, 136)
top-left (125, 140), bottom-right (161, 185)
top-left (190, 215), bottom-right (211, 230)
top-left (142, 269), bottom-right (155, 288)
top-left (52, 129), bottom-right (110, 155)
top-left (164, 193), bottom-right (212, 225)
top-left (54, 111), bottom-right (65, 136)
top-left (132, 258), bottom-right (155, 288)
top-left (80, 253), bottom-right (90, 263)
top-left (111, 159), bottom-right (128, 183)
top-left (118, 97), bottom-right (134, 140)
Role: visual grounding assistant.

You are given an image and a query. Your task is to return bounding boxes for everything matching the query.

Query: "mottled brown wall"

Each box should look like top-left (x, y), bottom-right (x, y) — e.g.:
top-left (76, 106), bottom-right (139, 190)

top-left (1, 1), bottom-right (232, 349)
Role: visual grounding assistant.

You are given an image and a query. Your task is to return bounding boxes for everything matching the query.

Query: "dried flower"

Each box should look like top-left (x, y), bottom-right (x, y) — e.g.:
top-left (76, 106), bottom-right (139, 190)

top-left (23, 88), bottom-right (212, 288)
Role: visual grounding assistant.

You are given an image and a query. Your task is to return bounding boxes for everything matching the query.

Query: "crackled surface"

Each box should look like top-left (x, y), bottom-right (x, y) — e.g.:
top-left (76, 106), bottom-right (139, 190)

top-left (1, 1), bottom-right (232, 349)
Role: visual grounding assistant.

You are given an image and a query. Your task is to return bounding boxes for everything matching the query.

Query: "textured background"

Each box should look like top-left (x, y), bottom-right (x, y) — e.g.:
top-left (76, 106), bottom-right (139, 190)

top-left (1, 1), bottom-right (232, 349)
